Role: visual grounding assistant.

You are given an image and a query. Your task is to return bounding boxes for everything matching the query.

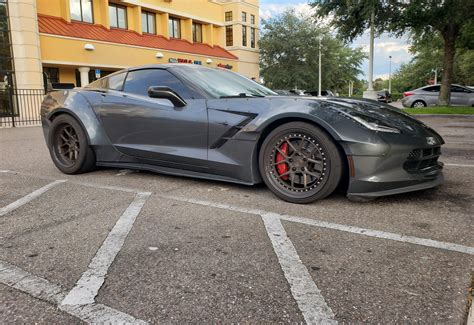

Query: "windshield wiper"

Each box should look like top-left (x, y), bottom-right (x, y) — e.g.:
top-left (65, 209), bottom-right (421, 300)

top-left (220, 93), bottom-right (265, 98)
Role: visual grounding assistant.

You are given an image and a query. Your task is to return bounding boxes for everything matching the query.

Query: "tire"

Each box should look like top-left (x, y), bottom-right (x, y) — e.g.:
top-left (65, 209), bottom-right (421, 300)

top-left (412, 100), bottom-right (426, 108)
top-left (259, 122), bottom-right (343, 204)
top-left (48, 114), bottom-right (96, 174)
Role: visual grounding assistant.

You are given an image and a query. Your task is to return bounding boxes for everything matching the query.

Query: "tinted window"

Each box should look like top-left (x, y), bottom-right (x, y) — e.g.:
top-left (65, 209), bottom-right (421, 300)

top-left (123, 69), bottom-right (191, 98)
top-left (423, 85), bottom-right (440, 92)
top-left (86, 72), bottom-right (126, 90)
top-left (451, 85), bottom-right (470, 93)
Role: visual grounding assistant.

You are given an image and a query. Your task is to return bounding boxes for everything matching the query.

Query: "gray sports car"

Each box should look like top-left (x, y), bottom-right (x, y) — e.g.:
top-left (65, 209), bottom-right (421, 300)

top-left (41, 64), bottom-right (444, 203)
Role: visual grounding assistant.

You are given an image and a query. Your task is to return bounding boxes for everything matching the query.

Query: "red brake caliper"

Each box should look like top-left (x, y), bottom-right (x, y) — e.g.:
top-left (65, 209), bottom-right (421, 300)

top-left (275, 142), bottom-right (289, 180)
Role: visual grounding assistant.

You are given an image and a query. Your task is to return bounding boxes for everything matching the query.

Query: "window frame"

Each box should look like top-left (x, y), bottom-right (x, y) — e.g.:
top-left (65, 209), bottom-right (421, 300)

top-left (123, 68), bottom-right (193, 99)
top-left (141, 10), bottom-right (156, 34)
top-left (70, 0), bottom-right (94, 24)
top-left (250, 27), bottom-right (255, 48)
top-left (192, 22), bottom-right (203, 43)
top-left (241, 11), bottom-right (246, 22)
top-left (250, 14), bottom-right (255, 25)
top-left (225, 25), bottom-right (233, 46)
top-left (242, 25), bottom-right (247, 47)
top-left (109, 3), bottom-right (128, 29)
top-left (168, 17), bottom-right (181, 39)
top-left (225, 11), bottom-right (232, 22)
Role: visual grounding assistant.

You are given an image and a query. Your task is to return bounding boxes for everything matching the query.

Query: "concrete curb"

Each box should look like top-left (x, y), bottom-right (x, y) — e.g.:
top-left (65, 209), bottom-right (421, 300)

top-left (412, 114), bottom-right (474, 118)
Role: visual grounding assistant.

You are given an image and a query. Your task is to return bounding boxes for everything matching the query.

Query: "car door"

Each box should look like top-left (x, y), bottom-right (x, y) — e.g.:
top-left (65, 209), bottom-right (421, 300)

top-left (450, 85), bottom-right (470, 106)
top-left (421, 85), bottom-right (440, 106)
top-left (98, 68), bottom-right (208, 170)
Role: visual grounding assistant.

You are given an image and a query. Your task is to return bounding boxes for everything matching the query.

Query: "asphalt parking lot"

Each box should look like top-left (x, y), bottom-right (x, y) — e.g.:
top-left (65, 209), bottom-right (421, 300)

top-left (0, 115), bottom-right (473, 324)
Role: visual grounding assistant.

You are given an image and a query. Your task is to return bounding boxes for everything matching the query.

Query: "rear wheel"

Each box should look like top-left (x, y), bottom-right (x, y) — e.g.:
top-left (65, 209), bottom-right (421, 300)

top-left (412, 100), bottom-right (426, 108)
top-left (259, 122), bottom-right (343, 204)
top-left (49, 114), bottom-right (96, 174)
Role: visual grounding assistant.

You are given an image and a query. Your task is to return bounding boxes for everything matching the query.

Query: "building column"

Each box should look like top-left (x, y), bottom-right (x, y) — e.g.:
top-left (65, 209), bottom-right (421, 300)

top-left (78, 67), bottom-right (90, 87)
top-left (8, 0), bottom-right (44, 89)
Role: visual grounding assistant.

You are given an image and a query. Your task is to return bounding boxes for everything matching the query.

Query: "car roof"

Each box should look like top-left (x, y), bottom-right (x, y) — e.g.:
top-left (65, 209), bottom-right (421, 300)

top-left (127, 63), bottom-right (211, 72)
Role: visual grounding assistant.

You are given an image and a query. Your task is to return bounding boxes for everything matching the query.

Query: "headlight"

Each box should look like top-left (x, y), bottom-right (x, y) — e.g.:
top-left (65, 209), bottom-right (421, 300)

top-left (350, 115), bottom-right (400, 133)
top-left (340, 111), bottom-right (400, 133)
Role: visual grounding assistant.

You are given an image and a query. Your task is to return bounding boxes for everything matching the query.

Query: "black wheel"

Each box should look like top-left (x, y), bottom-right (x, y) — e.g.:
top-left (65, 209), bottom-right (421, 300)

top-left (259, 122), bottom-right (343, 204)
top-left (412, 100), bottom-right (426, 108)
top-left (48, 114), bottom-right (96, 174)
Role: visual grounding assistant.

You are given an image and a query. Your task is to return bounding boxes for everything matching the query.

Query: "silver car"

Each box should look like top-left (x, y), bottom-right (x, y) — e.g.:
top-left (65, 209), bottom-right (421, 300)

top-left (402, 84), bottom-right (474, 107)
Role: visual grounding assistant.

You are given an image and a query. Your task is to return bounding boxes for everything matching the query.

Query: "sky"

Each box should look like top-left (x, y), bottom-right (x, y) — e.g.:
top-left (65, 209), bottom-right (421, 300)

top-left (259, 0), bottom-right (413, 80)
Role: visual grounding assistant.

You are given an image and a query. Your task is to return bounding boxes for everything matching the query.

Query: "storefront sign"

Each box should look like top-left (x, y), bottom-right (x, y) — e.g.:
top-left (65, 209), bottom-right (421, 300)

top-left (217, 63), bottom-right (233, 69)
top-left (169, 58), bottom-right (202, 65)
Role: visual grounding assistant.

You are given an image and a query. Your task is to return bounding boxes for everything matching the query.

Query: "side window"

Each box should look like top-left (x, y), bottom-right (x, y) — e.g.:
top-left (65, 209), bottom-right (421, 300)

top-left (105, 72), bottom-right (126, 90)
top-left (423, 86), bottom-right (440, 92)
top-left (451, 85), bottom-right (468, 93)
top-left (123, 69), bottom-right (191, 98)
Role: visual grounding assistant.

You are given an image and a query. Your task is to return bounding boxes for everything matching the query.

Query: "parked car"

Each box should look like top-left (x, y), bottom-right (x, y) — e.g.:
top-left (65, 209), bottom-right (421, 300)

top-left (305, 90), bottom-right (335, 97)
top-left (402, 84), bottom-right (474, 107)
top-left (377, 90), bottom-right (391, 103)
top-left (41, 64), bottom-right (444, 203)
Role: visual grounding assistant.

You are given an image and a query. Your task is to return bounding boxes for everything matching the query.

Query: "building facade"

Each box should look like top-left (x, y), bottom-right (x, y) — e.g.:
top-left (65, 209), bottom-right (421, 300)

top-left (4, 0), bottom-right (260, 91)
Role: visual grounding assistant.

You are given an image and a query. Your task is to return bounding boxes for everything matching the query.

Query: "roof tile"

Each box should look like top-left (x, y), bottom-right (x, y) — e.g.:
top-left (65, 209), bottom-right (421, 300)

top-left (38, 14), bottom-right (238, 60)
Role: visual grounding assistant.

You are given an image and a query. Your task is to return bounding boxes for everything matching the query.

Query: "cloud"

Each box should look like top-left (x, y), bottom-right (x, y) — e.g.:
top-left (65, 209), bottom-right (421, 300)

top-left (260, 3), bottom-right (313, 20)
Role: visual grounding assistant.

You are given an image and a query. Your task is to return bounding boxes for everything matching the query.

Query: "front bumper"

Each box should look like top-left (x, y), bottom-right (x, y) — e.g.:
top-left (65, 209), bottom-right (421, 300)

top-left (346, 142), bottom-right (444, 198)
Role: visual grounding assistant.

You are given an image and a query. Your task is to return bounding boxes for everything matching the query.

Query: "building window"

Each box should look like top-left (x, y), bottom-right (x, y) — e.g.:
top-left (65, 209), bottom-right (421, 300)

top-left (43, 67), bottom-right (59, 84)
top-left (70, 0), bottom-right (93, 23)
top-left (250, 14), bottom-right (255, 25)
top-left (109, 3), bottom-right (127, 29)
top-left (192, 23), bottom-right (202, 43)
top-left (225, 26), bottom-right (233, 46)
top-left (242, 12), bottom-right (246, 22)
top-left (225, 11), bottom-right (232, 22)
top-left (250, 27), bottom-right (256, 48)
top-left (242, 26), bottom-right (247, 46)
top-left (141, 11), bottom-right (156, 34)
top-left (168, 17), bottom-right (181, 38)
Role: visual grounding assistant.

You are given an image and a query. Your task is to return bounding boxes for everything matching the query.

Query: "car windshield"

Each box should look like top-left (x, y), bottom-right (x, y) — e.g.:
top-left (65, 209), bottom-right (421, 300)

top-left (172, 66), bottom-right (277, 98)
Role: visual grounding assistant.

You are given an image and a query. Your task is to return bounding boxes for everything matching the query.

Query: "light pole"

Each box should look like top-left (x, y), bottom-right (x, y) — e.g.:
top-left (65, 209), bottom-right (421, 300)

top-left (388, 55), bottom-right (392, 93)
top-left (433, 69), bottom-right (437, 84)
top-left (318, 35), bottom-right (322, 97)
top-left (363, 10), bottom-right (377, 99)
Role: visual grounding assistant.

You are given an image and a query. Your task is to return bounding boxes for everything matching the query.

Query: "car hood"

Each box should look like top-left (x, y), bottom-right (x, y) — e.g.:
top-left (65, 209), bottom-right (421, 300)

top-left (317, 97), bottom-right (441, 138)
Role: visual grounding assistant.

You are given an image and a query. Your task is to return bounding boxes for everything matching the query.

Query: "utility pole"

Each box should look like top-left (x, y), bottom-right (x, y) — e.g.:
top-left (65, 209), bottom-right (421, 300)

top-left (363, 10), bottom-right (377, 99)
top-left (388, 55), bottom-right (392, 93)
top-left (318, 35), bottom-right (322, 97)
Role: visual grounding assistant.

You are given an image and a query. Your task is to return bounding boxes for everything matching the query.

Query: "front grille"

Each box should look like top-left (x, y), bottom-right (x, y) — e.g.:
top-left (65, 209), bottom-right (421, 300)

top-left (403, 146), bottom-right (442, 174)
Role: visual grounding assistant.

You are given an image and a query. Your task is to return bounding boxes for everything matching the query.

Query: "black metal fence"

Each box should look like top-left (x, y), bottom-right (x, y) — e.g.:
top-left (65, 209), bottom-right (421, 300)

top-left (0, 88), bottom-right (45, 127)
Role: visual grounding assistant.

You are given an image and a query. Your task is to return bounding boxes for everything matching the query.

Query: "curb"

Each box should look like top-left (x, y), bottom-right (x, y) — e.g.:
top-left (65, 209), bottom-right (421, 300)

top-left (411, 114), bottom-right (474, 118)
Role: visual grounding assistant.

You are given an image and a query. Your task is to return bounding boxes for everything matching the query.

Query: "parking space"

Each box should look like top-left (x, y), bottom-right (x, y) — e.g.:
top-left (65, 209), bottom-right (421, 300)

top-left (0, 115), bottom-right (473, 323)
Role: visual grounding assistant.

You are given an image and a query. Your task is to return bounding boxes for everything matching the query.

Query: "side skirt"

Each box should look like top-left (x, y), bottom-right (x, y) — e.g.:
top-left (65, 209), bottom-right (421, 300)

top-left (96, 162), bottom-right (258, 186)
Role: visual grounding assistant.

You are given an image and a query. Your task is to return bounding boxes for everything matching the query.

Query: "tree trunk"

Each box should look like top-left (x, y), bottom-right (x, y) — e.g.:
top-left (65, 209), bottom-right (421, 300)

top-left (438, 24), bottom-right (459, 106)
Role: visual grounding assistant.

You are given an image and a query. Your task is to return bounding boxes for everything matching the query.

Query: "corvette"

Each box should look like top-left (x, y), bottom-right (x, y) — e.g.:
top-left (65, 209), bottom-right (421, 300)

top-left (41, 64), bottom-right (444, 203)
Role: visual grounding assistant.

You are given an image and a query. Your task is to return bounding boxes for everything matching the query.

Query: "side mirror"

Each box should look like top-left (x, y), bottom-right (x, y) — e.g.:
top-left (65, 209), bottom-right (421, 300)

top-left (147, 86), bottom-right (187, 107)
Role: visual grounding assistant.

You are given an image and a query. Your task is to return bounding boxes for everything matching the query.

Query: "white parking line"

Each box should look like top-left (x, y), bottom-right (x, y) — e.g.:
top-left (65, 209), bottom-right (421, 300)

top-left (61, 191), bottom-right (152, 306)
top-left (0, 180), bottom-right (66, 217)
top-left (262, 213), bottom-right (336, 324)
top-left (444, 163), bottom-right (474, 168)
top-left (279, 215), bottom-right (474, 255)
top-left (0, 260), bottom-right (147, 324)
top-left (159, 195), bottom-right (474, 256)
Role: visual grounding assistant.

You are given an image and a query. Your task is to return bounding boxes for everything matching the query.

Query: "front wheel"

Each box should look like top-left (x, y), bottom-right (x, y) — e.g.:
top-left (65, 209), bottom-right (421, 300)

top-left (48, 114), bottom-right (96, 174)
top-left (259, 122), bottom-right (343, 204)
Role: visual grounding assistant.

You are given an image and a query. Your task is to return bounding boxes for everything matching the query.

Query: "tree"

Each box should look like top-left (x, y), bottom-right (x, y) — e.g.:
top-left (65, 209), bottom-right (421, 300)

top-left (388, 28), bottom-right (474, 93)
top-left (310, 0), bottom-right (474, 105)
top-left (259, 10), bottom-right (366, 93)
